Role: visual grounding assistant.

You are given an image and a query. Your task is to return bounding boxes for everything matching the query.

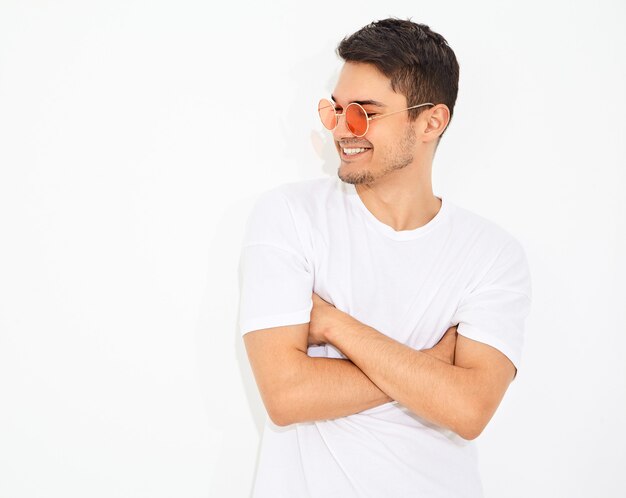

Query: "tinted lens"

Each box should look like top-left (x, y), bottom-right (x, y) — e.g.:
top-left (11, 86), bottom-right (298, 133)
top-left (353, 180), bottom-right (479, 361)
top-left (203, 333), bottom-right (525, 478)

top-left (318, 99), bottom-right (337, 130)
top-left (345, 103), bottom-right (368, 136)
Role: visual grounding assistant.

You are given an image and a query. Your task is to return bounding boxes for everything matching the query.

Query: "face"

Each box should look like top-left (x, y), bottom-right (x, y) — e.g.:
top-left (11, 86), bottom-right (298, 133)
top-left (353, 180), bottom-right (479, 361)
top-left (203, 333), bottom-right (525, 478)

top-left (330, 62), bottom-right (422, 185)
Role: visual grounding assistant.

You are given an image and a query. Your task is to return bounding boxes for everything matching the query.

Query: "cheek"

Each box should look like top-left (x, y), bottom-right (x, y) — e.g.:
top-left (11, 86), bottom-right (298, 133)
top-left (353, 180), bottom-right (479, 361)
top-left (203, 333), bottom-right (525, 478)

top-left (368, 125), bottom-right (398, 146)
top-left (367, 132), bottom-right (392, 156)
top-left (364, 130), bottom-right (386, 152)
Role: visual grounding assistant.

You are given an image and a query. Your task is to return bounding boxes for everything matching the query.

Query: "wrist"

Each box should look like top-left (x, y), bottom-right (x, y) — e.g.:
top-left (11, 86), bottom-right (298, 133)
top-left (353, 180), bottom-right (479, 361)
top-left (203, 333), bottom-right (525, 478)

top-left (325, 310), bottom-right (358, 344)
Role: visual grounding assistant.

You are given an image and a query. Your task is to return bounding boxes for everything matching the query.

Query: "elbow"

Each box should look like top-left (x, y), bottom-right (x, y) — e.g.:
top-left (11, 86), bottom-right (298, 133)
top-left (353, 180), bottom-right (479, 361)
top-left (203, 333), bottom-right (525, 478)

top-left (265, 390), bottom-right (297, 427)
top-left (456, 402), bottom-right (491, 441)
top-left (270, 416), bottom-right (294, 428)
top-left (257, 349), bottom-right (311, 427)
top-left (457, 423), bottom-right (483, 441)
top-left (267, 406), bottom-right (293, 427)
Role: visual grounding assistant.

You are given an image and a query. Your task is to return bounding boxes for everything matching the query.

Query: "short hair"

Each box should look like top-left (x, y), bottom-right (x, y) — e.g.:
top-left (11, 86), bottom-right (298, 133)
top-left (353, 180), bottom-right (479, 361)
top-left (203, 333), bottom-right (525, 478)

top-left (337, 18), bottom-right (459, 138)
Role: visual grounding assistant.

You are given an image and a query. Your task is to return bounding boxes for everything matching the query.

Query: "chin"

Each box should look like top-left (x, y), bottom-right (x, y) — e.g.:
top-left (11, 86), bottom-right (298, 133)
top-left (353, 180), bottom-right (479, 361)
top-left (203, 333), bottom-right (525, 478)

top-left (337, 165), bottom-right (377, 185)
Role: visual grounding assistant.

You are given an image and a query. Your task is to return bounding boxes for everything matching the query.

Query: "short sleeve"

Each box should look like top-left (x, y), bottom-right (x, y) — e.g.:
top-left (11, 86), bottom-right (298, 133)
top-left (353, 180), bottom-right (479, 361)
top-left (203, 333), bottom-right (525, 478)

top-left (451, 237), bottom-right (532, 378)
top-left (238, 189), bottom-right (314, 336)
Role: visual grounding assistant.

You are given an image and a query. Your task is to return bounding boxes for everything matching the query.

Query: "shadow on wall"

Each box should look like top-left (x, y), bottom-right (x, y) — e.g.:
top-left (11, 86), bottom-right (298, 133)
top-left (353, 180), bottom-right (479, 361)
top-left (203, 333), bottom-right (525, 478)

top-left (221, 49), bottom-right (346, 497)
top-left (278, 41), bottom-right (344, 179)
top-left (235, 261), bottom-right (267, 437)
top-left (311, 58), bottom-right (343, 178)
top-left (311, 126), bottom-right (342, 178)
top-left (192, 195), bottom-right (266, 497)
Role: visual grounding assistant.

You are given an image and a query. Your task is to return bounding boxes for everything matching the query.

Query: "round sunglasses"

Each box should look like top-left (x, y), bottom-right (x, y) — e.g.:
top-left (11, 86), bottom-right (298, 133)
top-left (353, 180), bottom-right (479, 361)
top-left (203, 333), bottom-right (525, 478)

top-left (318, 98), bottom-right (435, 137)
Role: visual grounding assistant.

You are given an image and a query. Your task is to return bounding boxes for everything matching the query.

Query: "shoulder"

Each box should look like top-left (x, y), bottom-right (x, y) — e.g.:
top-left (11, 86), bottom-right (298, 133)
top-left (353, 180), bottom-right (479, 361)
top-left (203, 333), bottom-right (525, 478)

top-left (243, 177), bottom-right (334, 251)
top-left (445, 200), bottom-right (531, 288)
top-left (446, 200), bottom-right (526, 253)
top-left (252, 176), bottom-right (337, 219)
top-left (451, 201), bottom-right (532, 299)
top-left (273, 176), bottom-right (337, 205)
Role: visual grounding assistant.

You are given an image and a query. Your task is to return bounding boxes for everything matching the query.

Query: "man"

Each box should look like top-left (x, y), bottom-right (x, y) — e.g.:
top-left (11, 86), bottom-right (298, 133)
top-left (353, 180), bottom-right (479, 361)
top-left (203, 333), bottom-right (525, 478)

top-left (239, 18), bottom-right (532, 498)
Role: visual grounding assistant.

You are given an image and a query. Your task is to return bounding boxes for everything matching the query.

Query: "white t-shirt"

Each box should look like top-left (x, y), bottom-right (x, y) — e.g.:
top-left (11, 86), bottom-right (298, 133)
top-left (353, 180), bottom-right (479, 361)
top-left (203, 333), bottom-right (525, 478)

top-left (239, 175), bottom-right (532, 498)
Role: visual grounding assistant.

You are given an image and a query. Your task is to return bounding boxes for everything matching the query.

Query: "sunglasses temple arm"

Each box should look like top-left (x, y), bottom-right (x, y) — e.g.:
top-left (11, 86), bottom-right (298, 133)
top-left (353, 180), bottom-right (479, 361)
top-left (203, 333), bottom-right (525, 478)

top-left (370, 103), bottom-right (435, 121)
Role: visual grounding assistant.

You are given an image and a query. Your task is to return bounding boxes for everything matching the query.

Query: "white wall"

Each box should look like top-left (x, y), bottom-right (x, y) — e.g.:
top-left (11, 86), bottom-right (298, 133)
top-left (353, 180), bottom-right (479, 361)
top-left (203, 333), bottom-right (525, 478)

top-left (1, 1), bottom-right (624, 497)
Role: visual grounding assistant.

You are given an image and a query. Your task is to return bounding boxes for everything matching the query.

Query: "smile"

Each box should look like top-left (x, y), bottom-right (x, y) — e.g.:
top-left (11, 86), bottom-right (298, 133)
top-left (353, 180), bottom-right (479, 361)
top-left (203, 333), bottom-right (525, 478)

top-left (341, 147), bottom-right (371, 158)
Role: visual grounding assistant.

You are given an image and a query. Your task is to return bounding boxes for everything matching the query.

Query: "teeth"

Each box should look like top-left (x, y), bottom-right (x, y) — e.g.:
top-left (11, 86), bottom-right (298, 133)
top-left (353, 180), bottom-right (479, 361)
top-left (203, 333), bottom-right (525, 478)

top-left (343, 147), bottom-right (367, 155)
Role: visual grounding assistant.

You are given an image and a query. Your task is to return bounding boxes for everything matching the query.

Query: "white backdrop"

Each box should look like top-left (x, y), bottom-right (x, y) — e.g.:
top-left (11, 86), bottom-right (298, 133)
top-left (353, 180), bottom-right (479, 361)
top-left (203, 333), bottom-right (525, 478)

top-left (1, 1), bottom-right (625, 497)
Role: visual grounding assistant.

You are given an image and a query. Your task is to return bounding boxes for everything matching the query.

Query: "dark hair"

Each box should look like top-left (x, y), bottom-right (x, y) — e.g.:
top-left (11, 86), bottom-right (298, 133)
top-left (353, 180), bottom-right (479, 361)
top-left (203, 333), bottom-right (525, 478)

top-left (337, 18), bottom-right (459, 137)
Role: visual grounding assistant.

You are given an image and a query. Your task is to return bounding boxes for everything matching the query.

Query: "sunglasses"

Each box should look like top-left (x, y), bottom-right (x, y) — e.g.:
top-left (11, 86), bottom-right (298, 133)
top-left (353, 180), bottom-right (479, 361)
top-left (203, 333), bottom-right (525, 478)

top-left (318, 98), bottom-right (435, 137)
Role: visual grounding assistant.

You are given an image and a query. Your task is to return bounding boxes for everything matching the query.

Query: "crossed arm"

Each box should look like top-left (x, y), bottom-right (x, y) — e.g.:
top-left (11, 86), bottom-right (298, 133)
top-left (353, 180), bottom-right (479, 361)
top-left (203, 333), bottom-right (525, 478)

top-left (243, 293), bottom-right (516, 440)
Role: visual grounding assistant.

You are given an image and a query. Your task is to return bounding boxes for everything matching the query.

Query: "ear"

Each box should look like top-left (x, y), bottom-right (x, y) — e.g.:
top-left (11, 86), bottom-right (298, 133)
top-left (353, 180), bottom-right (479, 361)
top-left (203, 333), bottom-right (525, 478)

top-left (421, 104), bottom-right (450, 143)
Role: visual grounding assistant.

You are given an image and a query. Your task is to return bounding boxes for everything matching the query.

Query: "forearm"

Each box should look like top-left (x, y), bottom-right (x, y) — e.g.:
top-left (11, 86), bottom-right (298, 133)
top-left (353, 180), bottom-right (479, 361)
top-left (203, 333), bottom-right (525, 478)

top-left (275, 353), bottom-right (393, 426)
top-left (325, 321), bottom-right (479, 439)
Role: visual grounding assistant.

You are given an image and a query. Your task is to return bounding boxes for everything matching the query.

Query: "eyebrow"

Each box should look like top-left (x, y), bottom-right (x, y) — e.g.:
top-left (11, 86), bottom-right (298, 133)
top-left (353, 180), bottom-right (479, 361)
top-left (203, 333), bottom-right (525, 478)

top-left (331, 95), bottom-right (386, 107)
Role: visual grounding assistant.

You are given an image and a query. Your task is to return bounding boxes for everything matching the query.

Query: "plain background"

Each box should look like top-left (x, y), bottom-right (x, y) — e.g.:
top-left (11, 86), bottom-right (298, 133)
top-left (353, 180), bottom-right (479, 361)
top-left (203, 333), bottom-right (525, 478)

top-left (1, 1), bottom-right (625, 497)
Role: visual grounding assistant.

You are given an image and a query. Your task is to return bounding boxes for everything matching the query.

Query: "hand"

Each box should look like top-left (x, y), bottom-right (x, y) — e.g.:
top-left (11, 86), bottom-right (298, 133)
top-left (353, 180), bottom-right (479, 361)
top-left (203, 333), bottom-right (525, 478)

top-left (421, 325), bottom-right (458, 365)
top-left (308, 292), bottom-right (351, 347)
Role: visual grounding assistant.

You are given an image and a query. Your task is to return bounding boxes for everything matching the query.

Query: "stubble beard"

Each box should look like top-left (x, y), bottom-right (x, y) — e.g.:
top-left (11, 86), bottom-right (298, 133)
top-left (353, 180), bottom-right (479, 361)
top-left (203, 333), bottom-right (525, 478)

top-left (337, 124), bottom-right (417, 186)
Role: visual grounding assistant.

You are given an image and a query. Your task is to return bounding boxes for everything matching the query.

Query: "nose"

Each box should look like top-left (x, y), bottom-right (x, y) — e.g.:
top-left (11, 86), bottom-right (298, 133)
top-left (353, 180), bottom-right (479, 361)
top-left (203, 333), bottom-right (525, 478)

top-left (332, 111), bottom-right (354, 140)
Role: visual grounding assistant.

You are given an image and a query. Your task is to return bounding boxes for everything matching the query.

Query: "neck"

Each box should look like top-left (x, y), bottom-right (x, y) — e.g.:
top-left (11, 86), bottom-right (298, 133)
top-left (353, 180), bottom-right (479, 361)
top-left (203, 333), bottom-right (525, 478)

top-left (354, 164), bottom-right (441, 232)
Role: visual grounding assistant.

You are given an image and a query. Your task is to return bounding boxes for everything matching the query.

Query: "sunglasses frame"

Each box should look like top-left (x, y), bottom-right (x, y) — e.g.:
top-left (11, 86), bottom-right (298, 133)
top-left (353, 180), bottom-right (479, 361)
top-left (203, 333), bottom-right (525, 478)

top-left (318, 98), bottom-right (435, 137)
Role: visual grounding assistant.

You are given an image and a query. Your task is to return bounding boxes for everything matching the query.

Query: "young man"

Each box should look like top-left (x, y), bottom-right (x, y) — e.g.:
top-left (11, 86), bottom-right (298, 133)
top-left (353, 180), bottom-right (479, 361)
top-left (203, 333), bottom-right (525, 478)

top-left (239, 18), bottom-right (532, 498)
